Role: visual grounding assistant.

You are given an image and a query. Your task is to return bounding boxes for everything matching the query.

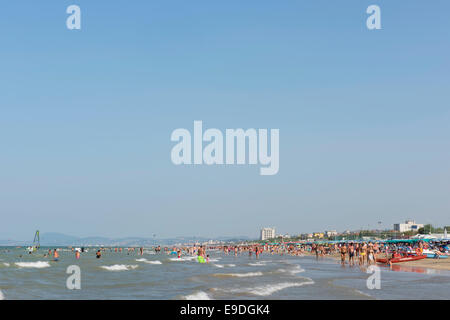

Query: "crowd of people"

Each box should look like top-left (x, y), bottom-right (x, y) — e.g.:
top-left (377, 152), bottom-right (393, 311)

top-left (12, 239), bottom-right (450, 267)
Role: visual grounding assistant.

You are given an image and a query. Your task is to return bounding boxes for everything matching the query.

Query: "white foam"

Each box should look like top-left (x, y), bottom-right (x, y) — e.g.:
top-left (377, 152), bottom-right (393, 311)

top-left (277, 265), bottom-right (305, 275)
top-left (226, 264), bottom-right (236, 267)
top-left (100, 264), bottom-right (138, 271)
top-left (168, 257), bottom-right (183, 262)
top-left (0, 290), bottom-right (4, 300)
top-left (354, 289), bottom-right (373, 298)
top-left (248, 281), bottom-right (314, 296)
top-left (15, 261), bottom-right (50, 268)
top-left (215, 280), bottom-right (314, 296)
top-left (185, 256), bottom-right (198, 260)
top-left (3, 263), bottom-right (10, 267)
top-left (144, 260), bottom-right (162, 265)
top-left (248, 261), bottom-right (267, 266)
top-left (169, 256), bottom-right (196, 262)
top-left (182, 291), bottom-right (211, 300)
top-left (136, 258), bottom-right (161, 264)
top-left (214, 264), bottom-right (224, 268)
top-left (216, 272), bottom-right (263, 278)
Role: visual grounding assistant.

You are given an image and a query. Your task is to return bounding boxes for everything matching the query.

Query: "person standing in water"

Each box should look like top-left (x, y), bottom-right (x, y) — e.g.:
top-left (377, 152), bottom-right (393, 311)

top-left (53, 249), bottom-right (59, 261)
top-left (75, 250), bottom-right (80, 260)
top-left (96, 250), bottom-right (102, 259)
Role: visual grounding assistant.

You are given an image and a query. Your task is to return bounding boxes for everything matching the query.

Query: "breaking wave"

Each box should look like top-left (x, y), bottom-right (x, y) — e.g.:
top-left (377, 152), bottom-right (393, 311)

top-left (213, 279), bottom-right (314, 296)
top-left (169, 256), bottom-right (197, 262)
top-left (276, 265), bottom-right (305, 275)
top-left (248, 261), bottom-right (267, 266)
top-left (15, 261), bottom-right (50, 268)
top-left (182, 291), bottom-right (211, 300)
top-left (100, 264), bottom-right (138, 271)
top-left (213, 272), bottom-right (263, 278)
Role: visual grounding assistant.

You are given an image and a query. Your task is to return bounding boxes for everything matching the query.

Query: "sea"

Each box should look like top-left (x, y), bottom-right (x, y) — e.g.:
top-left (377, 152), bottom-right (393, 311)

top-left (1, 247), bottom-right (449, 300)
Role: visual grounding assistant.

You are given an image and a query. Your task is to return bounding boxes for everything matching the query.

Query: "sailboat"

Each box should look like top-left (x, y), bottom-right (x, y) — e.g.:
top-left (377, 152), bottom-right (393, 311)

top-left (27, 230), bottom-right (40, 253)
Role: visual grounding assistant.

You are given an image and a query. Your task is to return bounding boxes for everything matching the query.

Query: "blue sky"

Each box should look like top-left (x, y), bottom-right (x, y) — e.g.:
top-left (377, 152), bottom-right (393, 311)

top-left (0, 1), bottom-right (449, 240)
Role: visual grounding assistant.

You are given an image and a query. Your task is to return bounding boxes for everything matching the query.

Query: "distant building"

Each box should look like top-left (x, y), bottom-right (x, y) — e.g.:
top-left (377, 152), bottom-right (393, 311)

top-left (325, 230), bottom-right (338, 237)
top-left (412, 234), bottom-right (440, 240)
top-left (313, 232), bottom-right (324, 239)
top-left (260, 228), bottom-right (276, 241)
top-left (394, 220), bottom-right (424, 233)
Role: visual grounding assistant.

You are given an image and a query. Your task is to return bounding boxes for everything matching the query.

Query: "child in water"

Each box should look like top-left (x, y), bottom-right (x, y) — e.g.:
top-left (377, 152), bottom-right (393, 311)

top-left (206, 255), bottom-right (210, 263)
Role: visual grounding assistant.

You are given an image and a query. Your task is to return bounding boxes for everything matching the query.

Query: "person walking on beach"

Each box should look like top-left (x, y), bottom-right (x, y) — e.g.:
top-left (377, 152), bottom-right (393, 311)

top-left (368, 246), bottom-right (375, 265)
top-left (348, 243), bottom-right (355, 266)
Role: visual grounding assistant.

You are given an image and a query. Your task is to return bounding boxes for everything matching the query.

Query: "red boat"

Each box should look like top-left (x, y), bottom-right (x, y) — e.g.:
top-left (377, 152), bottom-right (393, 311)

top-left (376, 255), bottom-right (427, 264)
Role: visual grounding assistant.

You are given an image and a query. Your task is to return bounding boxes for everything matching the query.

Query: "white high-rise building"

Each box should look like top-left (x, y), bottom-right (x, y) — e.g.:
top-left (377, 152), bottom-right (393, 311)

top-left (260, 227), bottom-right (276, 241)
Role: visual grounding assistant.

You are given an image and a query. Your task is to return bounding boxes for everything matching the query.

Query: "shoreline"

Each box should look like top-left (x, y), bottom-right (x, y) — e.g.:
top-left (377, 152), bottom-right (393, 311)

top-left (302, 251), bottom-right (450, 272)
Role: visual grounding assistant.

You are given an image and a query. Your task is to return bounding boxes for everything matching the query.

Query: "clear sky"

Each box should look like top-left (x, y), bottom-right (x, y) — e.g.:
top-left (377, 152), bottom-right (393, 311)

top-left (1, 1), bottom-right (449, 240)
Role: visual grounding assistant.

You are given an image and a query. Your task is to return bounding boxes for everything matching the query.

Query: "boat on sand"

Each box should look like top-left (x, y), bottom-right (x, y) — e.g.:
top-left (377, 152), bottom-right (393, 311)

top-left (376, 255), bottom-right (427, 264)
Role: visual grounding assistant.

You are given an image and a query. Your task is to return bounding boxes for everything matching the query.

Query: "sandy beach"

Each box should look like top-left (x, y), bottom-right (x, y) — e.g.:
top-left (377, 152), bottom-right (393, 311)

top-left (304, 251), bottom-right (450, 272)
top-left (400, 258), bottom-right (450, 270)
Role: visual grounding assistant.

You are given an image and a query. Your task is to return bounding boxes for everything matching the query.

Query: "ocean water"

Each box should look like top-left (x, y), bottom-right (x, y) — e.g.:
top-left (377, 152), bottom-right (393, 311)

top-left (0, 247), bottom-right (449, 300)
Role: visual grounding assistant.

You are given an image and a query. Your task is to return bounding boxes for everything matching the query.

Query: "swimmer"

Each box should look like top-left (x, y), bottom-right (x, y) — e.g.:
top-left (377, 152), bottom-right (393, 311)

top-left (96, 250), bottom-right (102, 259)
top-left (53, 249), bottom-right (59, 261)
